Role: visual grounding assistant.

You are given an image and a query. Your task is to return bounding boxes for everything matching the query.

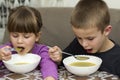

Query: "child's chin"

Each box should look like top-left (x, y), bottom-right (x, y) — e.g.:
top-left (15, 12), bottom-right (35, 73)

top-left (18, 52), bottom-right (26, 55)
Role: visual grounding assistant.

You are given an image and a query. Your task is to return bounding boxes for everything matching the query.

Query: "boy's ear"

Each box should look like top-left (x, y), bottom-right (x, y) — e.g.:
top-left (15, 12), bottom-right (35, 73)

top-left (104, 25), bottom-right (112, 36)
top-left (36, 31), bottom-right (42, 42)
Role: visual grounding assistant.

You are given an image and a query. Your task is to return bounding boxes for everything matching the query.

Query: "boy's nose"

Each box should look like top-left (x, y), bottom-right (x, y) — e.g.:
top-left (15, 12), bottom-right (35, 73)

top-left (81, 40), bottom-right (88, 48)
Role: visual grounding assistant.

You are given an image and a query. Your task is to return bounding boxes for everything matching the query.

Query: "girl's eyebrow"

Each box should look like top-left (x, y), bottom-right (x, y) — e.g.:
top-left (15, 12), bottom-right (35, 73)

top-left (23, 33), bottom-right (32, 35)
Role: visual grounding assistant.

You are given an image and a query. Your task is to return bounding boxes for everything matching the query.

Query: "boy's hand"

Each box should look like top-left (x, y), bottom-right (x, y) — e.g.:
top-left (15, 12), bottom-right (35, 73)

top-left (49, 46), bottom-right (62, 63)
top-left (0, 46), bottom-right (12, 61)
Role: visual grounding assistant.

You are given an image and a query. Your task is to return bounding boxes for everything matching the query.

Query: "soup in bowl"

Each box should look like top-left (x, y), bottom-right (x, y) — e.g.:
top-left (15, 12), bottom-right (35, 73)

top-left (3, 53), bottom-right (41, 74)
top-left (63, 55), bottom-right (102, 76)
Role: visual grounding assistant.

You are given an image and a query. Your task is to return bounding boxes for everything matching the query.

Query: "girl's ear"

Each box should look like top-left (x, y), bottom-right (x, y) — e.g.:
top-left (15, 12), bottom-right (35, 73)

top-left (104, 25), bottom-right (112, 36)
top-left (35, 31), bottom-right (42, 42)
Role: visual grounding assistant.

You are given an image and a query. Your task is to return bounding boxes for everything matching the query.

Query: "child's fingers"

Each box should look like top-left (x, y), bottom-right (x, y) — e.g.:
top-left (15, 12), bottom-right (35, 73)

top-left (0, 49), bottom-right (11, 60)
top-left (48, 46), bottom-right (62, 62)
top-left (49, 51), bottom-right (62, 62)
top-left (2, 55), bottom-right (11, 61)
top-left (49, 46), bottom-right (62, 55)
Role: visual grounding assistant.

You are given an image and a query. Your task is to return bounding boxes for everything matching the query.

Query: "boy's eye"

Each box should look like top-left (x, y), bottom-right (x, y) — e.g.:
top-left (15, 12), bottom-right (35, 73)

top-left (77, 37), bottom-right (82, 40)
top-left (76, 36), bottom-right (81, 39)
top-left (87, 37), bottom-right (94, 40)
top-left (78, 38), bottom-right (81, 40)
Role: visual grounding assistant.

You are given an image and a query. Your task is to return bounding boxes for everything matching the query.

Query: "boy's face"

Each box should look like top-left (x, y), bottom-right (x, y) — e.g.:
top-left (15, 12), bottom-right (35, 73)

top-left (72, 26), bottom-right (111, 54)
top-left (9, 32), bottom-right (40, 54)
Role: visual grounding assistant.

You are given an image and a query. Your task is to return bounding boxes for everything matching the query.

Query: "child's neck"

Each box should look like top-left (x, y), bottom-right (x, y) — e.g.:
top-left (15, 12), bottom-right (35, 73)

top-left (100, 39), bottom-right (114, 52)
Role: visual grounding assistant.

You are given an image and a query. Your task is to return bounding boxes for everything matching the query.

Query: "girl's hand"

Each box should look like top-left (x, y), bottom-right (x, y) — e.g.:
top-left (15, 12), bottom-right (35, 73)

top-left (49, 46), bottom-right (62, 63)
top-left (0, 46), bottom-right (12, 61)
top-left (44, 76), bottom-right (55, 80)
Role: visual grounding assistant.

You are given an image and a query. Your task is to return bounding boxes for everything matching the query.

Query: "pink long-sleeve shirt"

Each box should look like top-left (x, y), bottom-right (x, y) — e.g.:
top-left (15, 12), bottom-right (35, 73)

top-left (0, 42), bottom-right (58, 80)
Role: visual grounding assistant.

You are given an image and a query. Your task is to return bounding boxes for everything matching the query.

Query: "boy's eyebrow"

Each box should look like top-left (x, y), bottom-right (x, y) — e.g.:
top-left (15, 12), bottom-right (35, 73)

top-left (75, 35), bottom-right (80, 38)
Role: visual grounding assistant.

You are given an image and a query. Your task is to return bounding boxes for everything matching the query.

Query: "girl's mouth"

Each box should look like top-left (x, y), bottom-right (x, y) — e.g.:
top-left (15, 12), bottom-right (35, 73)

top-left (16, 47), bottom-right (24, 52)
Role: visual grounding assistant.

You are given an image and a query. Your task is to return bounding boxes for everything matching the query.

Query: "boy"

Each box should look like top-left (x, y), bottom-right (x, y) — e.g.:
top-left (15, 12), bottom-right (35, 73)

top-left (49, 0), bottom-right (120, 77)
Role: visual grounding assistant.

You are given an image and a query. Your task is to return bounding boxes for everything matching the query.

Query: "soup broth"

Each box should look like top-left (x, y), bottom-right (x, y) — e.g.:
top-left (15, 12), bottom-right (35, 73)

top-left (69, 62), bottom-right (96, 67)
top-left (14, 62), bottom-right (29, 65)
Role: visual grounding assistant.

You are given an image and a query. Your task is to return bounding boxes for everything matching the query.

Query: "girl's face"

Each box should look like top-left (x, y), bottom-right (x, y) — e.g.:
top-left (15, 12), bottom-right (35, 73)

top-left (9, 32), bottom-right (40, 54)
top-left (72, 25), bottom-right (112, 54)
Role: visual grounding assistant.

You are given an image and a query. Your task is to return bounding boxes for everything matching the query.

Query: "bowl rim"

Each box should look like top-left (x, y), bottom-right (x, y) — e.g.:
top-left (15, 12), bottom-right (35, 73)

top-left (2, 53), bottom-right (41, 64)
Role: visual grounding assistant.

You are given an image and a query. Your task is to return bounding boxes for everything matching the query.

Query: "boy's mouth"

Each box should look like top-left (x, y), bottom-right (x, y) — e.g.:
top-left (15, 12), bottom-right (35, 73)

top-left (86, 49), bottom-right (92, 53)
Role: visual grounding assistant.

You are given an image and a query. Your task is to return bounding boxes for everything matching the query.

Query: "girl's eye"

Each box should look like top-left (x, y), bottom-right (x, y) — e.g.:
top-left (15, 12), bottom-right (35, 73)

top-left (24, 34), bottom-right (30, 38)
top-left (12, 34), bottom-right (18, 38)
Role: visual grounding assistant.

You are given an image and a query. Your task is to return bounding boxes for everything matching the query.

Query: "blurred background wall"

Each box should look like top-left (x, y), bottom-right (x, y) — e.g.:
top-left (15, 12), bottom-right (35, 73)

top-left (0, 0), bottom-right (120, 44)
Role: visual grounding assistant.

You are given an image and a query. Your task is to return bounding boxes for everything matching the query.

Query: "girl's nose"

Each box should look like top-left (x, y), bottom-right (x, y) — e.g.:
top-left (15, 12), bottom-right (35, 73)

top-left (17, 37), bottom-right (23, 43)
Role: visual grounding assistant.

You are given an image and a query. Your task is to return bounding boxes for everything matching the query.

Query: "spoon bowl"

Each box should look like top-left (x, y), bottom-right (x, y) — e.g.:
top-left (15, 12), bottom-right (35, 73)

top-left (62, 52), bottom-right (89, 60)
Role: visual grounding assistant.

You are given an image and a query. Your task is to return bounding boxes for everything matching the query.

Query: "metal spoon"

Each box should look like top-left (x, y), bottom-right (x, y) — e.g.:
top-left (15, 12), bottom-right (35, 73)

top-left (62, 51), bottom-right (90, 60)
top-left (60, 51), bottom-right (78, 59)
top-left (5, 48), bottom-right (22, 52)
top-left (5, 48), bottom-right (15, 51)
top-left (47, 46), bottom-right (89, 60)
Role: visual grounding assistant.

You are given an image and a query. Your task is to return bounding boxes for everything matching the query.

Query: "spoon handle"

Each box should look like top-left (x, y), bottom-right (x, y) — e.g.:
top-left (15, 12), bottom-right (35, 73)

top-left (5, 48), bottom-right (15, 51)
top-left (47, 46), bottom-right (73, 56)
top-left (62, 52), bottom-right (73, 56)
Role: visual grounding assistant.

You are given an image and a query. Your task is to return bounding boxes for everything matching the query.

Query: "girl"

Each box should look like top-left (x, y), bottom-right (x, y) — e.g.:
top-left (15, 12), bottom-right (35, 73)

top-left (0, 6), bottom-right (58, 80)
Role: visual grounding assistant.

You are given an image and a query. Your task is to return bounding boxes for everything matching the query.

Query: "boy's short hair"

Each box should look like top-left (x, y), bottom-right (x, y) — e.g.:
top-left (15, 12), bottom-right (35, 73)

top-left (71, 0), bottom-right (110, 32)
top-left (7, 6), bottom-right (43, 36)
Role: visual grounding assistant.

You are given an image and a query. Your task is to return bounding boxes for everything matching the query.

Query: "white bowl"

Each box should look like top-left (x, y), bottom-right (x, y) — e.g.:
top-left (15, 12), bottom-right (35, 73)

top-left (63, 55), bottom-right (102, 76)
top-left (3, 53), bottom-right (41, 74)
